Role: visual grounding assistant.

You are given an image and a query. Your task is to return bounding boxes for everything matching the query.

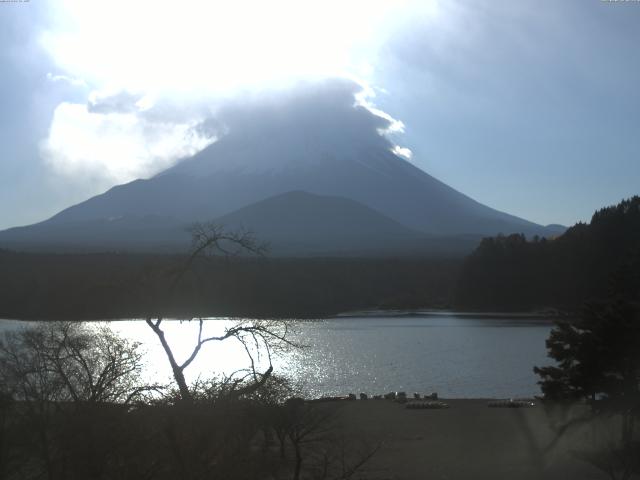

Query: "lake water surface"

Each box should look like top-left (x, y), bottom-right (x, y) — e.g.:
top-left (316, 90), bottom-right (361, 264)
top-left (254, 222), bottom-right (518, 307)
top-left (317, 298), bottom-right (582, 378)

top-left (0, 313), bottom-right (555, 399)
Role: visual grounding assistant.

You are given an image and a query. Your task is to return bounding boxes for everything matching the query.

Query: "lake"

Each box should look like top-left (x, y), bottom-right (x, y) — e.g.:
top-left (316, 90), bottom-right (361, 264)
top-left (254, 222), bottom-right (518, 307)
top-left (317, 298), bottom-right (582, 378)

top-left (0, 312), bottom-right (555, 399)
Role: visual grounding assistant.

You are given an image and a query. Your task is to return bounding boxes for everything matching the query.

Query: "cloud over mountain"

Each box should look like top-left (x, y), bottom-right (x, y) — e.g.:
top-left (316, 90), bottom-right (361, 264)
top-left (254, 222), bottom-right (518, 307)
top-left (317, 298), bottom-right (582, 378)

top-left (0, 74), bottom-right (564, 255)
top-left (41, 100), bottom-right (213, 186)
top-left (174, 79), bottom-right (410, 173)
top-left (42, 78), bottom-right (411, 185)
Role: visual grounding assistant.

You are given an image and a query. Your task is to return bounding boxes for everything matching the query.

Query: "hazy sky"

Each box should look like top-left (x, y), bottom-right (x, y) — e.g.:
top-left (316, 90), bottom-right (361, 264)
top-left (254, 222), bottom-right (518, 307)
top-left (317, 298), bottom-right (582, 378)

top-left (1, 0), bottom-right (638, 230)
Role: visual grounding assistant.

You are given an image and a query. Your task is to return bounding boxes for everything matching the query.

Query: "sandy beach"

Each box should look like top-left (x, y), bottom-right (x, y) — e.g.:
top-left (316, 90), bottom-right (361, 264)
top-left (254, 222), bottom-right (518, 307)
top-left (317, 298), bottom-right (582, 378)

top-left (335, 399), bottom-right (608, 480)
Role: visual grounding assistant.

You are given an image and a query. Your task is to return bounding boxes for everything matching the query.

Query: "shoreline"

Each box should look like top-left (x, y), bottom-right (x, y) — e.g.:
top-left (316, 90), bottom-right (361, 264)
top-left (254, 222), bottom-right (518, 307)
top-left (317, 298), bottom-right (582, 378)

top-left (0, 313), bottom-right (563, 325)
top-left (334, 308), bottom-right (572, 319)
top-left (335, 398), bottom-right (604, 479)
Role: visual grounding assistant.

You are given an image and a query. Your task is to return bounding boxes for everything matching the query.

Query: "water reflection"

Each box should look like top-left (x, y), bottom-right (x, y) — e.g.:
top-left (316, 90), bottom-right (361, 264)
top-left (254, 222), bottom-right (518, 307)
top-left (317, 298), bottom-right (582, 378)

top-left (109, 319), bottom-right (281, 387)
top-left (0, 314), bottom-right (554, 398)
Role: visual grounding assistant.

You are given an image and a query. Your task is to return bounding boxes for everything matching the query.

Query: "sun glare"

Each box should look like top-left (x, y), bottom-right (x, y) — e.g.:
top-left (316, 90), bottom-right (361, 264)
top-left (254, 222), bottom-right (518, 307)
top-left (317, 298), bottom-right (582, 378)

top-left (42, 0), bottom-right (439, 97)
top-left (38, 0), bottom-right (439, 189)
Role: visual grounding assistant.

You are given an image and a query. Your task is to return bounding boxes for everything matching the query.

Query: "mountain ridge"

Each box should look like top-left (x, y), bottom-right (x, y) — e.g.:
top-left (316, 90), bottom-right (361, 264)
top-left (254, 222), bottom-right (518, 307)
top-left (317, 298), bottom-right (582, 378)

top-left (0, 82), bottom-right (565, 255)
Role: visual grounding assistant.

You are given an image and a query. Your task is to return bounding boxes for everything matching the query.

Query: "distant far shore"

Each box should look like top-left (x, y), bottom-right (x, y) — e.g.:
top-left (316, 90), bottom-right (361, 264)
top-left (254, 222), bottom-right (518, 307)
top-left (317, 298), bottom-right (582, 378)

top-left (0, 309), bottom-right (569, 323)
top-left (334, 308), bottom-right (572, 319)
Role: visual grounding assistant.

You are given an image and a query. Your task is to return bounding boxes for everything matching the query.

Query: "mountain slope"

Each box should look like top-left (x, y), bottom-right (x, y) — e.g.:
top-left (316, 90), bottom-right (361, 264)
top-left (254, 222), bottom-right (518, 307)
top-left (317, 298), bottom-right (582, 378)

top-left (41, 138), bottom-right (550, 237)
top-left (0, 214), bottom-right (188, 252)
top-left (215, 190), bottom-right (426, 255)
top-left (0, 81), bottom-right (563, 254)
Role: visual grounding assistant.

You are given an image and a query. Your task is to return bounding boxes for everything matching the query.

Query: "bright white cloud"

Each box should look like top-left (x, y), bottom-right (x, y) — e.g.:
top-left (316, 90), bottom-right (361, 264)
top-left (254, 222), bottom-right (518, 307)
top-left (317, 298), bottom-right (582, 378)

top-left (41, 0), bottom-right (439, 97)
top-left (39, 0), bottom-right (437, 188)
top-left (46, 72), bottom-right (87, 87)
top-left (392, 145), bottom-right (413, 160)
top-left (42, 102), bottom-right (214, 185)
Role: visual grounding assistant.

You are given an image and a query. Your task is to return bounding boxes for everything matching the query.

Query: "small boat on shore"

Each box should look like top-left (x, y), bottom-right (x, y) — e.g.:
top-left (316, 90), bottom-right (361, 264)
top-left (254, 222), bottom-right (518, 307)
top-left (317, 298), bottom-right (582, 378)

top-left (487, 398), bottom-right (536, 408)
top-left (406, 400), bottom-right (449, 409)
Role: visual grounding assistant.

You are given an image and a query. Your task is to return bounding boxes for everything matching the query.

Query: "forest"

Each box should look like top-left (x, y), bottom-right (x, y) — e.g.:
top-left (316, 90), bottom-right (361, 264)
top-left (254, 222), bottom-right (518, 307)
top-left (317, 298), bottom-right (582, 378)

top-left (0, 251), bottom-right (460, 320)
top-left (455, 196), bottom-right (640, 312)
top-left (0, 196), bottom-right (638, 319)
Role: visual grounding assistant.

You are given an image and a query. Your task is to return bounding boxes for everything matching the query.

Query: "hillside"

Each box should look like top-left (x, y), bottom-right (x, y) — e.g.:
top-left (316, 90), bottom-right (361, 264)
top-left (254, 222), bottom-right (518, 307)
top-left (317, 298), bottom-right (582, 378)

top-left (0, 82), bottom-right (561, 255)
top-left (455, 196), bottom-right (640, 311)
top-left (215, 190), bottom-right (426, 255)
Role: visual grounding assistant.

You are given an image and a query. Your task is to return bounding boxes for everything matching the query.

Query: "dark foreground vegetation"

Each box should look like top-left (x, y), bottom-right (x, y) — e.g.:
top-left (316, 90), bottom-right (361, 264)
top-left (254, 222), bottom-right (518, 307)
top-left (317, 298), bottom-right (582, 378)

top-left (533, 285), bottom-right (640, 479)
top-left (0, 322), bottom-right (379, 480)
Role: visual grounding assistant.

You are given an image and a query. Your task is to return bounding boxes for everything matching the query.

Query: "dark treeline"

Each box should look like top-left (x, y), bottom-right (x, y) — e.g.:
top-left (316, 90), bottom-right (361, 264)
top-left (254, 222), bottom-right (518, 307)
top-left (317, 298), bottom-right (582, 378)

top-left (0, 251), bottom-right (461, 319)
top-left (455, 196), bottom-right (640, 311)
top-left (2, 196), bottom-right (638, 319)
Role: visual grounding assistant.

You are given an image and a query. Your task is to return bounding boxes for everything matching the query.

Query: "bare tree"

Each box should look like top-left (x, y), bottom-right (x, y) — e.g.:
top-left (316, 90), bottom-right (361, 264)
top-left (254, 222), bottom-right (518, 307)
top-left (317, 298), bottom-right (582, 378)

top-left (145, 317), bottom-right (295, 403)
top-left (273, 399), bottom-right (381, 480)
top-left (145, 222), bottom-right (297, 403)
top-left (0, 322), bottom-right (153, 406)
top-left (0, 322), bottom-right (156, 480)
top-left (285, 399), bottom-right (337, 480)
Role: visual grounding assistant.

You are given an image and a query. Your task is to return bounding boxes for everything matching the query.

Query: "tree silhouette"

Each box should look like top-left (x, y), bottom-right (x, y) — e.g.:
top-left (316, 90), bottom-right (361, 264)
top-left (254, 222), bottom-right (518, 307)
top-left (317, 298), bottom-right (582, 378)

top-left (535, 300), bottom-right (640, 412)
top-left (457, 196), bottom-right (640, 311)
top-left (144, 222), bottom-right (296, 403)
top-left (535, 285), bottom-right (640, 479)
top-left (0, 322), bottom-right (154, 480)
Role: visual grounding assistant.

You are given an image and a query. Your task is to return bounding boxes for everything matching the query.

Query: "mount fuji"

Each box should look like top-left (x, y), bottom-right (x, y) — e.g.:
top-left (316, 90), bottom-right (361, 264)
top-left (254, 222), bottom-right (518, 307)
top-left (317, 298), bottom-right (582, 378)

top-left (0, 80), bottom-right (563, 256)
